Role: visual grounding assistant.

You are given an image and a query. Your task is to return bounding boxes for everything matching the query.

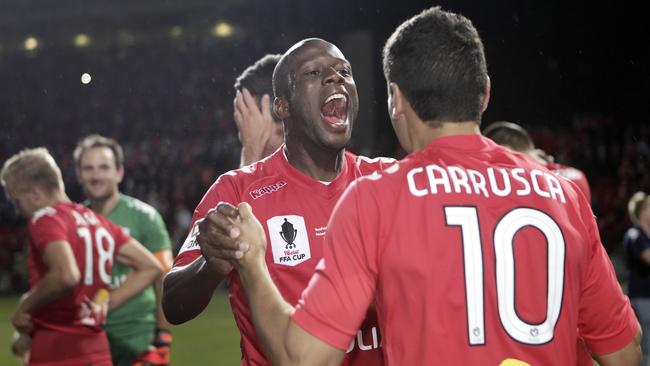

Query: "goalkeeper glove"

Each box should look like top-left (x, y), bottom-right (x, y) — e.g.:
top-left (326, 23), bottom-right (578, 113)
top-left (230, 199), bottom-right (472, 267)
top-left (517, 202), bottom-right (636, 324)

top-left (133, 328), bottom-right (172, 366)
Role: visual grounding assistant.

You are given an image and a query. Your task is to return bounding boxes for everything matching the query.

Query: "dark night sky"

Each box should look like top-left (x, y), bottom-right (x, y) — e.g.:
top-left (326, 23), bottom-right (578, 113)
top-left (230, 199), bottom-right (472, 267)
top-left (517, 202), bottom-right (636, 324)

top-left (1, 0), bottom-right (647, 152)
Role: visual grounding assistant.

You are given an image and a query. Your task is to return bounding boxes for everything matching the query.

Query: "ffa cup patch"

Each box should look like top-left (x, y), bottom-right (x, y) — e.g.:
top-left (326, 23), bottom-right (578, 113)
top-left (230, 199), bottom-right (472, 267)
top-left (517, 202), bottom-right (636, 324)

top-left (267, 215), bottom-right (311, 266)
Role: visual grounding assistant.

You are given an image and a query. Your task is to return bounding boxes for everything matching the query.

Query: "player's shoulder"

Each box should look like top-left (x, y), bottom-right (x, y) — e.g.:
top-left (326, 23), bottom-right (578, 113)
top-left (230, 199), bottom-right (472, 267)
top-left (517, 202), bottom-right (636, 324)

top-left (347, 151), bottom-right (397, 174)
top-left (205, 149), bottom-right (285, 200)
top-left (120, 194), bottom-right (161, 220)
top-left (30, 205), bottom-right (59, 225)
top-left (547, 162), bottom-right (587, 181)
top-left (349, 156), bottom-right (408, 192)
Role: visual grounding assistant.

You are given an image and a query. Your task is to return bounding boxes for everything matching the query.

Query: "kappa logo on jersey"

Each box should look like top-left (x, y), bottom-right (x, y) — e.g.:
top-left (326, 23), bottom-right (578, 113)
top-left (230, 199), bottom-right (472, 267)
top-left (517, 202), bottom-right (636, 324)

top-left (249, 181), bottom-right (287, 199)
top-left (267, 215), bottom-right (311, 266)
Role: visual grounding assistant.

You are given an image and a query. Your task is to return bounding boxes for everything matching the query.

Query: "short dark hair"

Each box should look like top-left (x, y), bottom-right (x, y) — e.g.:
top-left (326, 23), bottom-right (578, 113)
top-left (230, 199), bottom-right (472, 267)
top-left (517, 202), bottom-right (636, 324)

top-left (234, 54), bottom-right (281, 98)
top-left (382, 7), bottom-right (488, 125)
top-left (482, 121), bottom-right (534, 152)
top-left (272, 38), bottom-right (329, 100)
top-left (73, 134), bottom-right (124, 169)
top-left (272, 55), bottom-right (291, 100)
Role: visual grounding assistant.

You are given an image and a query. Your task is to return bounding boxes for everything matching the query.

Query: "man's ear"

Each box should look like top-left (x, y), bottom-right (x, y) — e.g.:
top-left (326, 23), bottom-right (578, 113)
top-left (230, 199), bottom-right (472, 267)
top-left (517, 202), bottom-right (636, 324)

top-left (481, 75), bottom-right (491, 112)
top-left (389, 82), bottom-right (405, 120)
top-left (29, 185), bottom-right (45, 205)
top-left (116, 165), bottom-right (125, 184)
top-left (273, 97), bottom-right (290, 120)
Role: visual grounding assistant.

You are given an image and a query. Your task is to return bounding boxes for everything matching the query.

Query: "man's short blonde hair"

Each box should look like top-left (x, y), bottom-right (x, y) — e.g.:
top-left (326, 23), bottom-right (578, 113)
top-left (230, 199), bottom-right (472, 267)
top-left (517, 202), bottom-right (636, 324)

top-left (0, 147), bottom-right (63, 194)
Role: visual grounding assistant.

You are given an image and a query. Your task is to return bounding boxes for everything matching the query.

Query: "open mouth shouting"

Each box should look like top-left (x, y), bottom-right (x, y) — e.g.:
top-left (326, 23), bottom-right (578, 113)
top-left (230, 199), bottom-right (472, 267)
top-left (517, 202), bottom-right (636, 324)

top-left (320, 92), bottom-right (349, 128)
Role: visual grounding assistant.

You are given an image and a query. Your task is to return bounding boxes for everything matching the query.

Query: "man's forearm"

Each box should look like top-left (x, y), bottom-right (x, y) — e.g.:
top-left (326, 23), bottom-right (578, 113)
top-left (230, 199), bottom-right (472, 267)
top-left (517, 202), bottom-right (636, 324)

top-left (162, 256), bottom-right (225, 324)
top-left (20, 270), bottom-right (76, 314)
top-left (240, 147), bottom-right (265, 167)
top-left (593, 328), bottom-right (642, 366)
top-left (110, 266), bottom-right (160, 310)
top-left (154, 275), bottom-right (172, 329)
top-left (238, 261), bottom-right (298, 366)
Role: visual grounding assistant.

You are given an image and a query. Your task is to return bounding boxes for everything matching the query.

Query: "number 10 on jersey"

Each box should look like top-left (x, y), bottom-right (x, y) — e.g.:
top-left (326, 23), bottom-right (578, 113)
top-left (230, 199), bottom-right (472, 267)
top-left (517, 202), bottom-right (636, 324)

top-left (445, 206), bottom-right (565, 346)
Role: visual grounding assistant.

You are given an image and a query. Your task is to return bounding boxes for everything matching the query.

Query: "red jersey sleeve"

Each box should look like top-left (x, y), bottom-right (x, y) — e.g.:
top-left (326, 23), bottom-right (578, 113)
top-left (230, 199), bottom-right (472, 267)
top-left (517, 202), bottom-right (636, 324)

top-left (29, 208), bottom-right (67, 250)
top-left (577, 195), bottom-right (638, 354)
top-left (292, 178), bottom-right (380, 350)
top-left (548, 163), bottom-right (591, 203)
top-left (354, 155), bottom-right (396, 176)
top-left (173, 172), bottom-right (240, 268)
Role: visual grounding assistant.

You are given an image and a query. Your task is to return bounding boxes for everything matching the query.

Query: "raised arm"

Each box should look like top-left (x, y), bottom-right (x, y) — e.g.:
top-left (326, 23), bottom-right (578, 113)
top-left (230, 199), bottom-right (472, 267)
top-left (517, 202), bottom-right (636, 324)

top-left (593, 329), bottom-right (642, 366)
top-left (110, 238), bottom-right (162, 310)
top-left (162, 254), bottom-right (227, 324)
top-left (234, 89), bottom-right (281, 166)
top-left (162, 204), bottom-right (244, 324)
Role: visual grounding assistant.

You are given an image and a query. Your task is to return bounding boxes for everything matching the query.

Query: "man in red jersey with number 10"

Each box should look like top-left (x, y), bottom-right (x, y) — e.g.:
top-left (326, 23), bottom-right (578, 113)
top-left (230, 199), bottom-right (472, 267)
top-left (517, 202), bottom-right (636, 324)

top-left (225, 6), bottom-right (641, 366)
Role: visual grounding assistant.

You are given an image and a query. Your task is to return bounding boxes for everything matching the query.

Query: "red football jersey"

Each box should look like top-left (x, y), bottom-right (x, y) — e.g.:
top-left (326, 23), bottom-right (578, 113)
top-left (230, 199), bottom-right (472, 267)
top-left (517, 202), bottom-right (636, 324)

top-left (292, 135), bottom-right (637, 365)
top-left (28, 201), bottom-right (130, 334)
top-left (173, 146), bottom-right (393, 366)
top-left (546, 162), bottom-right (591, 203)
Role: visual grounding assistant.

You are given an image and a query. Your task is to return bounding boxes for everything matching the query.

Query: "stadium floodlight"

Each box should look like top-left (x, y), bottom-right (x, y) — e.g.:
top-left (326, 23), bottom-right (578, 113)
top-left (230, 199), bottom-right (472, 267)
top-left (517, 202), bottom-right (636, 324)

top-left (212, 21), bottom-right (233, 38)
top-left (170, 26), bottom-right (183, 38)
top-left (24, 36), bottom-right (39, 51)
top-left (81, 73), bottom-right (92, 84)
top-left (74, 34), bottom-right (91, 48)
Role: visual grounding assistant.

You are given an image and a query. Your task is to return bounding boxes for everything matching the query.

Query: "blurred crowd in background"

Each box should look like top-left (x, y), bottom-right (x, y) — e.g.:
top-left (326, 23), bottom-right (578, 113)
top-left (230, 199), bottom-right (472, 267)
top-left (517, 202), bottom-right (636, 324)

top-left (1, 0), bottom-right (648, 294)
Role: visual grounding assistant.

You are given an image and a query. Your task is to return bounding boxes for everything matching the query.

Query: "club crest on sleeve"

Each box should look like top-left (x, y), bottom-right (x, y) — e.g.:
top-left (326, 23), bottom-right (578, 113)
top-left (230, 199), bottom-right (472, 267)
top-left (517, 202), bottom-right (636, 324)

top-left (267, 215), bottom-right (311, 266)
top-left (177, 220), bottom-right (201, 255)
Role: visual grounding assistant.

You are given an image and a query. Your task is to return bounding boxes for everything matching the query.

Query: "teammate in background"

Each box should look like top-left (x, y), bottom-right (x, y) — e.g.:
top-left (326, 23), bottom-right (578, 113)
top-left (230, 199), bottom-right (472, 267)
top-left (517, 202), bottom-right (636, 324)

top-left (74, 135), bottom-right (174, 366)
top-left (163, 39), bottom-right (391, 365)
top-left (483, 121), bottom-right (592, 202)
top-left (624, 191), bottom-right (650, 366)
top-left (222, 7), bottom-right (641, 365)
top-left (483, 121), bottom-right (596, 366)
top-left (233, 54), bottom-right (284, 167)
top-left (2, 147), bottom-right (161, 366)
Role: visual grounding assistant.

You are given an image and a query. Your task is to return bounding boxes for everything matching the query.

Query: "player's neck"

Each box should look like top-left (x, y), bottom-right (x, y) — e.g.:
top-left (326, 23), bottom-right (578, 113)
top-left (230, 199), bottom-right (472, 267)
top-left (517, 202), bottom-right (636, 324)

top-left (284, 142), bottom-right (345, 182)
top-left (33, 190), bottom-right (70, 214)
top-left (89, 191), bottom-right (120, 216)
top-left (413, 120), bottom-right (481, 151)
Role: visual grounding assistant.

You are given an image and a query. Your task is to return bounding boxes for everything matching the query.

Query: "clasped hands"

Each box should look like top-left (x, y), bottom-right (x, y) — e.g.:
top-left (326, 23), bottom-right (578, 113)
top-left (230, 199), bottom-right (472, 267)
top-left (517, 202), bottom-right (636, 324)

top-left (196, 202), bottom-right (267, 273)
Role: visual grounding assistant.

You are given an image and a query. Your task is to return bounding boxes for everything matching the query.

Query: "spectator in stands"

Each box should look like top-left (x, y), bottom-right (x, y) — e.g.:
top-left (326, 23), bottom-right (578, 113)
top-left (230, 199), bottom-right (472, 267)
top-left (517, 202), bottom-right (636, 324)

top-left (624, 191), bottom-right (650, 366)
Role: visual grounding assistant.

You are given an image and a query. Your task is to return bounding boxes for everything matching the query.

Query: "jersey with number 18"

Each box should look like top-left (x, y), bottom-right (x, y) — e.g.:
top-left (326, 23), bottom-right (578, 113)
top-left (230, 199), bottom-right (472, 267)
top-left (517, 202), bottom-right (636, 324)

top-left (28, 201), bottom-right (130, 333)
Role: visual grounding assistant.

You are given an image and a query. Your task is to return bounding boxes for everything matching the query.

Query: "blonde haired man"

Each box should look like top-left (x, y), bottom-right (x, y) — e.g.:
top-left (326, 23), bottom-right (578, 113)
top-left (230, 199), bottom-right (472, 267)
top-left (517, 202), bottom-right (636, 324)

top-left (2, 147), bottom-right (162, 366)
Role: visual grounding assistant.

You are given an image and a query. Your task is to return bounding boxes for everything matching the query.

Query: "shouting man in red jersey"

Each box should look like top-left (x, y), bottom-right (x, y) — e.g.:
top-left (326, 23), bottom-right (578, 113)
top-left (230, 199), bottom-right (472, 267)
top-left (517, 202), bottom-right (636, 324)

top-left (162, 39), bottom-right (392, 365)
top-left (218, 6), bottom-right (640, 366)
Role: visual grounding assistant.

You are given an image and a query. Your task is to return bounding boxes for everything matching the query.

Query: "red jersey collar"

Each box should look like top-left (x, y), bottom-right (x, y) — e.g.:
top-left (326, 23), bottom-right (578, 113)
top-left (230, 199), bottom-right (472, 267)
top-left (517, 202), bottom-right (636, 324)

top-left (269, 144), bottom-right (350, 198)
